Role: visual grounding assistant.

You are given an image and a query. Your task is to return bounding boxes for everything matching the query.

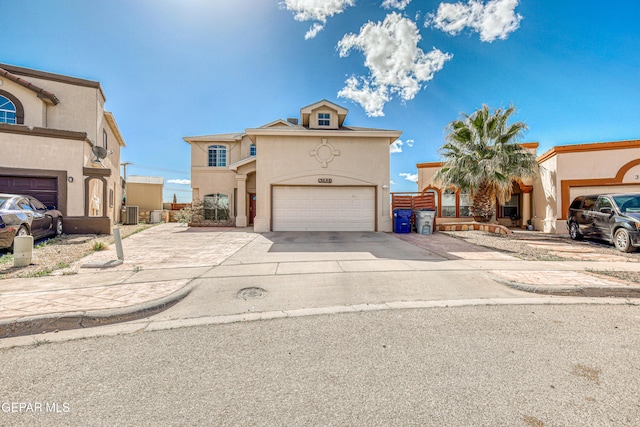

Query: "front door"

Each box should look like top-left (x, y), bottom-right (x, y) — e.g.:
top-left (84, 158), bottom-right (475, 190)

top-left (249, 193), bottom-right (256, 225)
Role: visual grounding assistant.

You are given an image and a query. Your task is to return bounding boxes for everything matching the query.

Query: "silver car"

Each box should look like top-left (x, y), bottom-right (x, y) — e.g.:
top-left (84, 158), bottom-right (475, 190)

top-left (0, 193), bottom-right (63, 251)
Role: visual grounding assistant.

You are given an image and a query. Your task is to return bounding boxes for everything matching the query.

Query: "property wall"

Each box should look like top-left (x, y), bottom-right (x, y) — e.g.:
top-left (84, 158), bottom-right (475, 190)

top-left (253, 134), bottom-right (392, 232)
top-left (126, 183), bottom-right (163, 211)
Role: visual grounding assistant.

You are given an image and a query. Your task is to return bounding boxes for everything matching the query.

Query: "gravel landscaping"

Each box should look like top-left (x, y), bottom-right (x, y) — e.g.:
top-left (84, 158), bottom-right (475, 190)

top-left (0, 224), bottom-right (154, 280)
top-left (442, 229), bottom-right (640, 283)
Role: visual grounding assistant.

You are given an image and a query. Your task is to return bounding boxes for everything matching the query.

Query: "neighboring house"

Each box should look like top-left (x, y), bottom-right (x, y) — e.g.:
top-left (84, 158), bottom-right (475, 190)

top-left (125, 175), bottom-right (164, 212)
top-left (0, 63), bottom-right (126, 234)
top-left (416, 139), bottom-right (640, 233)
top-left (185, 99), bottom-right (401, 232)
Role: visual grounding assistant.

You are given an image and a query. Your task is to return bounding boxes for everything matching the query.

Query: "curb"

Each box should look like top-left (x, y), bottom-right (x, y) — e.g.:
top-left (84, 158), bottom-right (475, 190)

top-left (0, 281), bottom-right (197, 339)
top-left (493, 278), bottom-right (640, 298)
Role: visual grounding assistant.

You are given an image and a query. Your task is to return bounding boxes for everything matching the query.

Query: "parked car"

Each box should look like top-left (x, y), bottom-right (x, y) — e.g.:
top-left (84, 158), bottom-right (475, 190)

top-left (567, 193), bottom-right (640, 252)
top-left (0, 193), bottom-right (63, 251)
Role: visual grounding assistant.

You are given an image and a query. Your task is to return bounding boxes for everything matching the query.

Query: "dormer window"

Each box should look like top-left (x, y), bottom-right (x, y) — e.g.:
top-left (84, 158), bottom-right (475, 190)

top-left (0, 95), bottom-right (17, 124)
top-left (318, 113), bottom-right (330, 126)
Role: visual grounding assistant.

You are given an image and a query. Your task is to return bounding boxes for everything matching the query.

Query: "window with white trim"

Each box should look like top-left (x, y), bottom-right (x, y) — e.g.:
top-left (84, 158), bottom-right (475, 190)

top-left (318, 113), bottom-right (330, 126)
top-left (208, 145), bottom-right (227, 167)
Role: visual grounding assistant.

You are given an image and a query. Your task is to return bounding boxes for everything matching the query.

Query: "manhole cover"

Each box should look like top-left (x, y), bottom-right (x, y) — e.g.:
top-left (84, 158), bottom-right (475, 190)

top-left (237, 287), bottom-right (267, 300)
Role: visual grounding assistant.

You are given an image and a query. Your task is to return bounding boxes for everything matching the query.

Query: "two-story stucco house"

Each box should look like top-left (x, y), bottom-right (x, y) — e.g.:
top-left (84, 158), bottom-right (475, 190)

top-left (0, 63), bottom-right (126, 234)
top-left (185, 100), bottom-right (401, 232)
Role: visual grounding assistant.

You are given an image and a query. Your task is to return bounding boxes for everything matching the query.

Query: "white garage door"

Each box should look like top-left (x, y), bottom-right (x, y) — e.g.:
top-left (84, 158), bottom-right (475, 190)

top-left (272, 186), bottom-right (375, 231)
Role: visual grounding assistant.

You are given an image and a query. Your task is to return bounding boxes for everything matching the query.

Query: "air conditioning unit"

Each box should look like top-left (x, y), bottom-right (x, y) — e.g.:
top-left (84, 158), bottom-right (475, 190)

top-left (124, 206), bottom-right (139, 225)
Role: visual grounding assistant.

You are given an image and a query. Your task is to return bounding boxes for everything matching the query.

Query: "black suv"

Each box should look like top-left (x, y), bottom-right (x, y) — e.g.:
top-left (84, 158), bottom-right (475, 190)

top-left (567, 193), bottom-right (640, 252)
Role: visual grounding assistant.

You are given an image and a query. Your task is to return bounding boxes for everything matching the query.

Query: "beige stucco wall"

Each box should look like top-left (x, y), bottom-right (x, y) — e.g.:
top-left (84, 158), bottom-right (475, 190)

top-left (189, 135), bottom-right (255, 217)
top-left (11, 75), bottom-right (105, 144)
top-left (252, 134), bottom-right (392, 232)
top-left (536, 146), bottom-right (640, 233)
top-left (126, 183), bottom-right (163, 212)
top-left (0, 133), bottom-right (86, 216)
top-left (0, 71), bottom-right (124, 224)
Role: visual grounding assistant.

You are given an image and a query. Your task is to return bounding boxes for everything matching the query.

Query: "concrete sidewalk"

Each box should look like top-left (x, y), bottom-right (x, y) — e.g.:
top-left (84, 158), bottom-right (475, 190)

top-left (1, 223), bottom-right (639, 339)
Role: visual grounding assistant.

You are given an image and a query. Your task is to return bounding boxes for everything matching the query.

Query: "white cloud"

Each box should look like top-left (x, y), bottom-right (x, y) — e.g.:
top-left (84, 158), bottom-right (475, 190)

top-left (167, 179), bottom-right (191, 185)
top-left (406, 138), bottom-right (414, 147)
top-left (427, 0), bottom-right (522, 42)
top-left (390, 180), bottom-right (396, 185)
top-left (282, 0), bottom-right (355, 39)
top-left (305, 22), bottom-right (324, 39)
top-left (337, 13), bottom-right (452, 117)
top-left (399, 172), bottom-right (418, 182)
top-left (390, 139), bottom-right (404, 153)
top-left (381, 0), bottom-right (411, 10)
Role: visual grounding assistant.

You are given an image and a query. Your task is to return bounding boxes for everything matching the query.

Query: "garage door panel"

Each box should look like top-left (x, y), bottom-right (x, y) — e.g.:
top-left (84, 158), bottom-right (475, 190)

top-left (273, 186), bottom-right (375, 231)
top-left (0, 175), bottom-right (58, 208)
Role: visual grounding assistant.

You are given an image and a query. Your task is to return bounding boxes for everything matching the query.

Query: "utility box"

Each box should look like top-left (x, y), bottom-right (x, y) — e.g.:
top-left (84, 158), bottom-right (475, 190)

top-left (149, 210), bottom-right (163, 224)
top-left (415, 209), bottom-right (436, 235)
top-left (13, 235), bottom-right (33, 267)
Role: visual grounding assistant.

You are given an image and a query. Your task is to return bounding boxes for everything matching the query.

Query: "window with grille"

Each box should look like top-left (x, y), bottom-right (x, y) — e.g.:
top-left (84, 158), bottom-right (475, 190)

top-left (208, 145), bottom-right (227, 167)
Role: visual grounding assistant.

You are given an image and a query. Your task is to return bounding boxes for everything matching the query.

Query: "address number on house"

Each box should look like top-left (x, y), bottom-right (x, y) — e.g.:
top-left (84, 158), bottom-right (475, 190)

top-left (318, 178), bottom-right (333, 184)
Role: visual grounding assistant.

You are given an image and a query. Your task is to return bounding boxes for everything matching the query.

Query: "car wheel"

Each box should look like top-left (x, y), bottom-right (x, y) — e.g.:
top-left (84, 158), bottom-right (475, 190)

top-left (55, 218), bottom-right (63, 236)
top-left (10, 225), bottom-right (29, 253)
top-left (614, 228), bottom-right (635, 253)
top-left (569, 222), bottom-right (583, 241)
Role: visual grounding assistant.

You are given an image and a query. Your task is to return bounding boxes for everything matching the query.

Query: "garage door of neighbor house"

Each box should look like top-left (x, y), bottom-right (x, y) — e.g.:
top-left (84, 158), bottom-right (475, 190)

top-left (0, 175), bottom-right (58, 208)
top-left (272, 186), bottom-right (375, 231)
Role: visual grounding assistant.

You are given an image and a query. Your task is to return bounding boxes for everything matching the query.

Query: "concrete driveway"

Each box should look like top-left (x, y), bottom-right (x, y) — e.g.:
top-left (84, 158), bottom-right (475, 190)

top-left (3, 223), bottom-right (639, 343)
top-left (150, 228), bottom-right (537, 324)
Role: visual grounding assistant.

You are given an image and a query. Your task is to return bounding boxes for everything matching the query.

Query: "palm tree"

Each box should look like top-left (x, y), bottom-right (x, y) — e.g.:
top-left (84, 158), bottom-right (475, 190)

top-left (433, 104), bottom-right (538, 222)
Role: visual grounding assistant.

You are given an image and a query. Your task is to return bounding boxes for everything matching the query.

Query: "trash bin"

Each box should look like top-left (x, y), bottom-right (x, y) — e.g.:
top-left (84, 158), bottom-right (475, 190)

top-left (393, 209), bottom-right (412, 233)
top-left (415, 209), bottom-right (436, 235)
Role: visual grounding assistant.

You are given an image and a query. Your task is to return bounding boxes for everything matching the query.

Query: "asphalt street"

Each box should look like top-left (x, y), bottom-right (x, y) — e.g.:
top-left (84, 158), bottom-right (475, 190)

top-left (2, 304), bottom-right (639, 426)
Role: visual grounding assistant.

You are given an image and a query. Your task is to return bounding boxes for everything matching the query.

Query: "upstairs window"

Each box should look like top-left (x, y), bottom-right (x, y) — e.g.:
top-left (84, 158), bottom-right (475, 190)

top-left (318, 113), bottom-right (330, 126)
top-left (250, 144), bottom-right (256, 156)
top-left (208, 145), bottom-right (227, 167)
top-left (0, 95), bottom-right (17, 124)
top-left (103, 129), bottom-right (108, 149)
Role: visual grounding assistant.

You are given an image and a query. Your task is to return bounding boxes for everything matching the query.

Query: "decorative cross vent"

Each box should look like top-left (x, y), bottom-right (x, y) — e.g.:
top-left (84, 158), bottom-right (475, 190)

top-left (309, 138), bottom-right (340, 168)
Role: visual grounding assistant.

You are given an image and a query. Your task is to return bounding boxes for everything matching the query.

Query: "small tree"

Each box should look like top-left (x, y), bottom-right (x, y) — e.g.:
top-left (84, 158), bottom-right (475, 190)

top-left (433, 104), bottom-right (538, 222)
top-left (176, 204), bottom-right (193, 224)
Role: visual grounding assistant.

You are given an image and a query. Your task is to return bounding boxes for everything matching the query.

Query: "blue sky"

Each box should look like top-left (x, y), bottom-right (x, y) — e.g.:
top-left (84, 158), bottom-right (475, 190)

top-left (3, 0), bottom-right (640, 201)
